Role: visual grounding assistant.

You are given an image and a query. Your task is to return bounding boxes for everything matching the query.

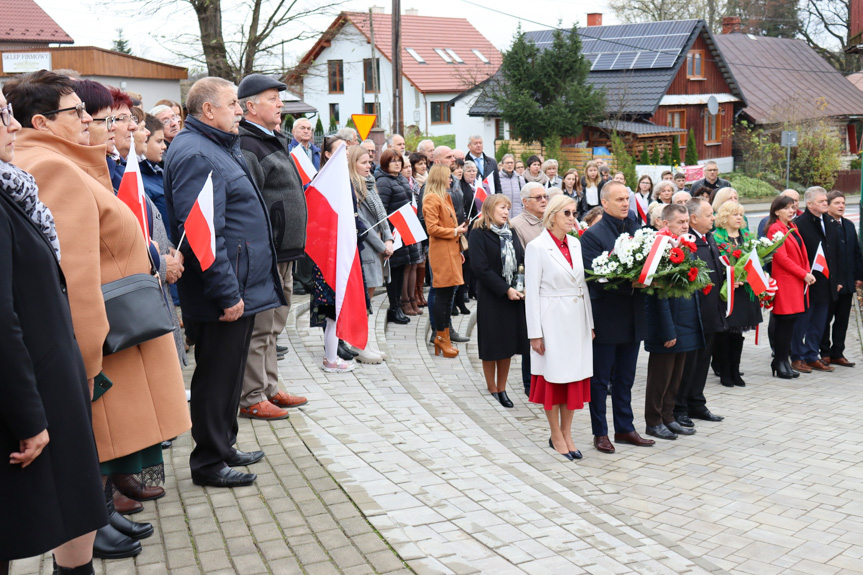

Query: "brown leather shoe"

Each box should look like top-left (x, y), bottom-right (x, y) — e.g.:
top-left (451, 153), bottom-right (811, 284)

top-left (831, 357), bottom-right (856, 367)
top-left (614, 431), bottom-right (656, 447)
top-left (269, 391), bottom-right (308, 408)
top-left (807, 360), bottom-right (834, 372)
top-left (113, 489), bottom-right (143, 515)
top-left (791, 360), bottom-right (812, 373)
top-left (239, 400), bottom-right (289, 420)
top-left (593, 435), bottom-right (615, 454)
top-left (112, 474), bottom-right (166, 502)
top-left (821, 357), bottom-right (831, 365)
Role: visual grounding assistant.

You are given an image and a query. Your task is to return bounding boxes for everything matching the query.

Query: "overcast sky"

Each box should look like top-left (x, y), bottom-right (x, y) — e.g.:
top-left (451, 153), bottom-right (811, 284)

top-left (34, 0), bottom-right (616, 71)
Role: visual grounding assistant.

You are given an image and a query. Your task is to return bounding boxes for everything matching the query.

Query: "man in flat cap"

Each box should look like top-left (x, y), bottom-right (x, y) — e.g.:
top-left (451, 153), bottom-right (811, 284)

top-left (236, 74), bottom-right (309, 421)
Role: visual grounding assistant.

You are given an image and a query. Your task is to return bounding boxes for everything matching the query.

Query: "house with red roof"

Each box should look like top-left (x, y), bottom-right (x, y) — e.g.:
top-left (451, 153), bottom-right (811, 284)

top-left (0, 0), bottom-right (73, 49)
top-left (288, 9), bottom-right (503, 145)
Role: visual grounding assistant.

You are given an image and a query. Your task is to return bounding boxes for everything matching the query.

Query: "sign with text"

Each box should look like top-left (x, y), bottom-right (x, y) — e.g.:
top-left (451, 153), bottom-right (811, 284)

top-left (2, 52), bottom-right (52, 74)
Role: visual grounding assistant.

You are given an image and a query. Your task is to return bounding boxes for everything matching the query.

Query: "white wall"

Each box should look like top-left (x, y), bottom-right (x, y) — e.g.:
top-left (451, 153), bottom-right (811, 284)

top-left (83, 76), bottom-right (181, 110)
top-left (450, 89), bottom-right (500, 152)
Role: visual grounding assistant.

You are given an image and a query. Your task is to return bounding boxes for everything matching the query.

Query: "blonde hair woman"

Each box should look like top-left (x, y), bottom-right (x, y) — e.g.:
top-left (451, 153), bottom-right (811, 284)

top-left (423, 165), bottom-right (468, 357)
top-left (711, 187), bottom-right (748, 231)
top-left (525, 195), bottom-right (594, 461)
top-left (469, 194), bottom-right (528, 408)
top-left (580, 160), bottom-right (603, 210)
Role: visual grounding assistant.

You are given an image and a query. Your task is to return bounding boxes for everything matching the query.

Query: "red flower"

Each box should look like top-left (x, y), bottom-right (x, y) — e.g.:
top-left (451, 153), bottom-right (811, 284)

top-left (681, 240), bottom-right (697, 251)
top-left (718, 243), bottom-right (728, 252)
top-left (669, 247), bottom-right (685, 264)
top-left (578, 229), bottom-right (586, 237)
top-left (702, 284), bottom-right (713, 295)
top-left (687, 267), bottom-right (699, 282)
top-left (732, 249), bottom-right (742, 259)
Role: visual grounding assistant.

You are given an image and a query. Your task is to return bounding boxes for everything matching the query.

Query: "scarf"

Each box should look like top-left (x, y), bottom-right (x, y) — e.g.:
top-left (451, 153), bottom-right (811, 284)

top-left (490, 223), bottom-right (517, 284)
top-left (0, 161), bottom-right (61, 262)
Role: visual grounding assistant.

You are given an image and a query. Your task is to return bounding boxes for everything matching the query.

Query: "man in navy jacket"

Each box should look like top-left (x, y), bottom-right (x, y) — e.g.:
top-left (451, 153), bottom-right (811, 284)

top-left (165, 77), bottom-right (284, 489)
top-left (581, 181), bottom-right (655, 454)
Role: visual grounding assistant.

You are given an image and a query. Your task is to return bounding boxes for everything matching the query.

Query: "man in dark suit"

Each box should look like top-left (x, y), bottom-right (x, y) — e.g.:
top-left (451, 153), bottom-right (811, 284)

top-left (581, 181), bottom-right (655, 454)
top-left (675, 197), bottom-right (727, 428)
top-left (820, 191), bottom-right (863, 367)
top-left (465, 135), bottom-right (500, 195)
top-left (790, 187), bottom-right (840, 373)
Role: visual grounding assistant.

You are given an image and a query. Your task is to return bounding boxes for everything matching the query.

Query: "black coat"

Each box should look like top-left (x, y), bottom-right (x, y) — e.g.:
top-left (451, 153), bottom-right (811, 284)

top-left (164, 116), bottom-right (285, 321)
top-left (695, 231), bottom-right (729, 335)
top-left (469, 228), bottom-right (529, 360)
top-left (374, 168), bottom-right (419, 268)
top-left (793, 208), bottom-right (840, 303)
top-left (830, 216), bottom-right (863, 295)
top-left (0, 191), bottom-right (107, 561)
top-left (580, 210), bottom-right (647, 344)
top-left (644, 290), bottom-right (705, 353)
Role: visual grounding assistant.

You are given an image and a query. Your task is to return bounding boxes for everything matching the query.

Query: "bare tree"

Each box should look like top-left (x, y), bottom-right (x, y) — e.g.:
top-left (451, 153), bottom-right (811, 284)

top-left (142, 0), bottom-right (346, 82)
top-left (799, 0), bottom-right (860, 73)
top-left (608, 0), bottom-right (728, 31)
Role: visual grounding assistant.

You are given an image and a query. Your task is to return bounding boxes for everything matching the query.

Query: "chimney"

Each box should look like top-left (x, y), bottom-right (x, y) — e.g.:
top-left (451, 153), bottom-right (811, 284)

top-left (722, 16), bottom-right (742, 34)
top-left (404, 8), bottom-right (419, 16)
top-left (370, 5), bottom-right (385, 13)
top-left (587, 13), bottom-right (602, 27)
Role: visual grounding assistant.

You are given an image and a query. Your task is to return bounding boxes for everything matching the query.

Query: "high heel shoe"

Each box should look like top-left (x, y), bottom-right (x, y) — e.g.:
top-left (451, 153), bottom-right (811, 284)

top-left (771, 359), bottom-right (793, 379)
top-left (456, 302), bottom-right (470, 315)
top-left (497, 391), bottom-right (514, 408)
top-left (433, 329), bottom-right (459, 358)
top-left (569, 450), bottom-right (583, 460)
top-left (784, 360), bottom-right (800, 378)
top-left (548, 438), bottom-right (575, 461)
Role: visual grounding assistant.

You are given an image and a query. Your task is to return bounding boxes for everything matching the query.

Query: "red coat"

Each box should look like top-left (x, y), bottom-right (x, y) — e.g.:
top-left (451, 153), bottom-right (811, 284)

top-left (768, 221), bottom-right (809, 315)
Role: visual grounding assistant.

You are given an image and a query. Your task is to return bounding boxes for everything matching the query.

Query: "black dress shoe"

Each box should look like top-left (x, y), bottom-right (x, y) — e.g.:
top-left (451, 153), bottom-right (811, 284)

top-left (449, 328), bottom-right (469, 342)
top-left (337, 340), bottom-right (359, 360)
top-left (226, 449), bottom-right (265, 467)
top-left (93, 524), bottom-right (142, 559)
top-left (386, 309), bottom-right (410, 324)
top-left (569, 450), bottom-right (583, 460)
top-left (524, 383), bottom-right (531, 397)
top-left (689, 409), bottom-right (724, 422)
top-left (109, 510), bottom-right (154, 540)
top-left (665, 420), bottom-right (696, 435)
top-left (645, 424), bottom-right (677, 440)
top-left (497, 391), bottom-right (514, 408)
top-left (675, 414), bottom-right (695, 427)
top-left (548, 438), bottom-right (575, 461)
top-left (192, 467), bottom-right (257, 488)
top-left (276, 345), bottom-right (288, 353)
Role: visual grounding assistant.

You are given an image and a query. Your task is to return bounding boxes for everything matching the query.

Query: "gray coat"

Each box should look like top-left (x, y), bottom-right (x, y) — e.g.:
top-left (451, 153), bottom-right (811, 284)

top-left (357, 177), bottom-right (392, 288)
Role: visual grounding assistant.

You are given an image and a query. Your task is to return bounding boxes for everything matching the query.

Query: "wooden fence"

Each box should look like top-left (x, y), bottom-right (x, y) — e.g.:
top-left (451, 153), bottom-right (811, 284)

top-left (495, 140), bottom-right (617, 172)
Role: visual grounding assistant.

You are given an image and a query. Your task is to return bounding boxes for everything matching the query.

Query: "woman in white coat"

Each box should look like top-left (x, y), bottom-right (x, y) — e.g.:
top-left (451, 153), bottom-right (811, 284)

top-left (525, 195), bottom-right (594, 461)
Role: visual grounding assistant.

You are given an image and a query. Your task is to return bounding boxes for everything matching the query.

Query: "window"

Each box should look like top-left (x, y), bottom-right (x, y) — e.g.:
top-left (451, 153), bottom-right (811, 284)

top-left (667, 109), bottom-right (685, 130)
top-left (363, 58), bottom-right (380, 93)
top-left (328, 60), bottom-right (344, 93)
top-left (431, 102), bottom-right (452, 124)
top-left (495, 119), bottom-right (505, 140)
top-left (686, 50), bottom-right (704, 79)
top-left (363, 102), bottom-right (380, 123)
top-left (434, 49), bottom-right (453, 63)
top-left (704, 112), bottom-right (720, 144)
top-left (472, 49), bottom-right (490, 64)
top-left (329, 103), bottom-right (340, 125)
top-left (444, 49), bottom-right (464, 63)
top-left (405, 48), bottom-right (425, 63)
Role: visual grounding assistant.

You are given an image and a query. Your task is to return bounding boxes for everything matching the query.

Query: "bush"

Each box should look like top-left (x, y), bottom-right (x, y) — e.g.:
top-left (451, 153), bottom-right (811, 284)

top-left (790, 120), bottom-right (842, 188)
top-left (662, 146), bottom-right (672, 167)
top-left (851, 153), bottom-right (862, 170)
top-left (328, 114), bottom-right (337, 130)
top-left (521, 150), bottom-right (534, 167)
top-left (722, 172), bottom-right (778, 199)
top-left (685, 129), bottom-right (698, 166)
top-left (431, 134), bottom-right (456, 148)
top-left (282, 115), bottom-right (295, 133)
top-left (543, 135), bottom-right (569, 171)
top-left (495, 140), bottom-right (513, 163)
top-left (671, 135), bottom-right (681, 167)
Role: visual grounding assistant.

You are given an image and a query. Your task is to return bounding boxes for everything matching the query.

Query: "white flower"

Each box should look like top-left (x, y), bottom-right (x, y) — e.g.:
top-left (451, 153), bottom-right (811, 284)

top-left (772, 231), bottom-right (784, 242)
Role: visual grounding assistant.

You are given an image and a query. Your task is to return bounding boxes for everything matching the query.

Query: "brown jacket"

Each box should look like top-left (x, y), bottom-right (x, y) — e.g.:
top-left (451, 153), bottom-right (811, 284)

top-left (14, 129), bottom-right (191, 462)
top-left (423, 191), bottom-right (463, 288)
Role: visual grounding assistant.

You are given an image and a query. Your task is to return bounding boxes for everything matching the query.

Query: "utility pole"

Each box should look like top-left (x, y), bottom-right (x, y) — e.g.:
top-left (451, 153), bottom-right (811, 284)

top-left (369, 8), bottom-right (380, 128)
top-left (391, 0), bottom-right (403, 135)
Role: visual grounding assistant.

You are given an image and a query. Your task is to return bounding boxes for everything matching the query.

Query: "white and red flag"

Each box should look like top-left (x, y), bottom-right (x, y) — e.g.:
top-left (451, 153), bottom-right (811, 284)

top-left (743, 250), bottom-right (769, 295)
top-left (481, 173), bottom-right (495, 197)
top-left (290, 146), bottom-right (318, 186)
top-left (178, 172), bottom-right (216, 271)
top-left (117, 140), bottom-right (150, 244)
top-left (304, 142), bottom-right (368, 349)
top-left (387, 203), bottom-right (427, 246)
top-left (638, 234), bottom-right (672, 286)
top-left (811, 242), bottom-right (829, 278)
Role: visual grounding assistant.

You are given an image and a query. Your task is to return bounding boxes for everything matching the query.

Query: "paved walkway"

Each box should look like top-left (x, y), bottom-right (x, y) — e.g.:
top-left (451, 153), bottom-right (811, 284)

top-left (12, 290), bottom-right (863, 574)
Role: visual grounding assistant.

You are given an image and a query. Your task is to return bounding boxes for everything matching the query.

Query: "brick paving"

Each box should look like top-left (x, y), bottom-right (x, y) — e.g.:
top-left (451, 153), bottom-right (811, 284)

top-left (11, 291), bottom-right (863, 574)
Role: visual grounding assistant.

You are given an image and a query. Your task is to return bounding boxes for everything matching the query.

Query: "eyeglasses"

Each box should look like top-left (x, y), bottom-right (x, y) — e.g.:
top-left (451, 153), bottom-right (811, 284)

top-left (161, 115), bottom-right (181, 126)
top-left (562, 210), bottom-right (576, 218)
top-left (91, 115), bottom-right (117, 130)
top-left (114, 114), bottom-right (138, 125)
top-left (42, 101), bottom-right (86, 119)
top-left (0, 103), bottom-right (13, 127)
top-left (529, 194), bottom-right (549, 201)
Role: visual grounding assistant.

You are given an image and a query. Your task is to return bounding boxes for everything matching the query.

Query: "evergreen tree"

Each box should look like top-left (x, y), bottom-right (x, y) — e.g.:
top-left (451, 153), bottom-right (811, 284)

top-left (651, 146), bottom-right (661, 165)
top-left (314, 117), bottom-right (324, 135)
top-left (640, 146), bottom-right (650, 165)
top-left (662, 146), bottom-right (672, 166)
top-left (329, 114), bottom-right (338, 130)
top-left (493, 25), bottom-right (605, 149)
top-left (671, 135), bottom-right (681, 167)
top-left (685, 130), bottom-right (698, 165)
top-left (611, 132), bottom-right (637, 189)
top-left (112, 29), bottom-right (132, 55)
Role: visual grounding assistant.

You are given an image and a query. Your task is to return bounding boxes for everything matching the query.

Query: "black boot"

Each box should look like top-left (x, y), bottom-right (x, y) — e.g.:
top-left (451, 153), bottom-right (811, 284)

top-left (94, 479), bottom-right (143, 559)
top-left (386, 308), bottom-right (410, 324)
top-left (53, 558), bottom-right (95, 575)
top-left (715, 335), bottom-right (734, 387)
top-left (729, 334), bottom-right (746, 387)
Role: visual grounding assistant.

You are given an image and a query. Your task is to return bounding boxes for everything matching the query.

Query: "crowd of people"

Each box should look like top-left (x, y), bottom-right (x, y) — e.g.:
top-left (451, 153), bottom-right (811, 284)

top-left (2, 69), bottom-right (861, 574)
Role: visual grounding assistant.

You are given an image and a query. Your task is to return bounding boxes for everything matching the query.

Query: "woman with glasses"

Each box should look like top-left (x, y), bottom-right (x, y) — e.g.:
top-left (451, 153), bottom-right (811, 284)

top-left (524, 195), bottom-right (594, 461)
top-left (5, 70), bottom-right (191, 560)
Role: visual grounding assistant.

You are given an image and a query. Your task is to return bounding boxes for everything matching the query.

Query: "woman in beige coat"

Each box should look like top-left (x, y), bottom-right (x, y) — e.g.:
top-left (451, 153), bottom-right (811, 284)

top-left (5, 71), bottom-right (190, 559)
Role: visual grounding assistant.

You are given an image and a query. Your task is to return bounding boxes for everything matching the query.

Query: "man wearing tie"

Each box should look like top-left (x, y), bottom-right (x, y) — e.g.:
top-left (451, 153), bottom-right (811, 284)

top-left (465, 135), bottom-right (500, 196)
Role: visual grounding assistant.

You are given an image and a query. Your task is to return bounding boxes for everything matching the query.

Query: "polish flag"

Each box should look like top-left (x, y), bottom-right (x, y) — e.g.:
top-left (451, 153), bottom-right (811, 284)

top-left (388, 203), bottom-right (427, 246)
top-left (291, 146), bottom-right (318, 186)
top-left (811, 242), bottom-right (829, 278)
top-left (482, 173), bottom-right (495, 196)
top-left (638, 234), bottom-right (672, 286)
top-left (116, 140), bottom-right (150, 244)
top-left (304, 142), bottom-right (368, 349)
top-left (743, 250), bottom-right (769, 295)
top-left (181, 172), bottom-right (216, 271)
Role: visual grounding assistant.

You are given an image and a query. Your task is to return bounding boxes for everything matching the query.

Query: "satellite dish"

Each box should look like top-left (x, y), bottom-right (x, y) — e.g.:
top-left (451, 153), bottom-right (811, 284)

top-left (707, 95), bottom-right (719, 116)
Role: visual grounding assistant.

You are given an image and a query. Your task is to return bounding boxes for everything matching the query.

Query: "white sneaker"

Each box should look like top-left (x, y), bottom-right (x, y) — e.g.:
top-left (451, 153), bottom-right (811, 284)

top-left (322, 358), bottom-right (355, 373)
top-left (347, 343), bottom-right (386, 360)
top-left (355, 348), bottom-right (384, 364)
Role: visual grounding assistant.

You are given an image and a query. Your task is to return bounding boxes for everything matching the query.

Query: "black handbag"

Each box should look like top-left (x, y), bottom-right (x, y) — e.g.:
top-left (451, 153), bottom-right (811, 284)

top-left (101, 273), bottom-right (175, 355)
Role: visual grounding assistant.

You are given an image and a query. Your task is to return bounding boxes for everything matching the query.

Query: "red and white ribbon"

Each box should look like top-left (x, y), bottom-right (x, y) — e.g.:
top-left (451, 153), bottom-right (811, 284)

top-left (638, 234), bottom-right (671, 286)
top-left (720, 254), bottom-right (734, 318)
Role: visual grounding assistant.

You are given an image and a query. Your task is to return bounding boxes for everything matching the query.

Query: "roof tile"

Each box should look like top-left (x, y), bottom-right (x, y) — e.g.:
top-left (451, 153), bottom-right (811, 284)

top-left (0, 0), bottom-right (73, 44)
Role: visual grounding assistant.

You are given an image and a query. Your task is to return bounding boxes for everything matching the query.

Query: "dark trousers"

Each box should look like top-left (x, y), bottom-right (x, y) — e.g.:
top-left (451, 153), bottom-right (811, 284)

top-left (189, 316), bottom-right (256, 475)
top-left (645, 352), bottom-right (687, 427)
top-left (791, 301), bottom-right (829, 363)
top-left (590, 342), bottom-right (639, 436)
top-left (521, 353), bottom-right (531, 387)
top-left (675, 333), bottom-right (715, 417)
top-left (386, 264), bottom-right (406, 310)
top-left (431, 286), bottom-right (456, 332)
top-left (774, 313), bottom-right (799, 364)
top-left (820, 292), bottom-right (853, 359)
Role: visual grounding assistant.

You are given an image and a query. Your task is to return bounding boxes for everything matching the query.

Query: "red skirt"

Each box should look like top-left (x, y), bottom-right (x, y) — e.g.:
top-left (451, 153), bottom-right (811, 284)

top-left (529, 375), bottom-right (591, 411)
